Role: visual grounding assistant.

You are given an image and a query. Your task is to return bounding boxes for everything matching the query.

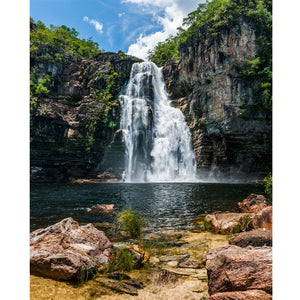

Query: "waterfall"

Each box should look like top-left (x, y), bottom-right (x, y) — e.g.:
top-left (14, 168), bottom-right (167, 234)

top-left (119, 62), bottom-right (197, 182)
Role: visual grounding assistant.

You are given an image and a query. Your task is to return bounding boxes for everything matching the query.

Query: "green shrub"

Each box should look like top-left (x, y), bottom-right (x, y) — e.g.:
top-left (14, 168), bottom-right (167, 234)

top-left (264, 172), bottom-right (272, 204)
top-left (106, 248), bottom-right (134, 273)
top-left (117, 209), bottom-right (143, 239)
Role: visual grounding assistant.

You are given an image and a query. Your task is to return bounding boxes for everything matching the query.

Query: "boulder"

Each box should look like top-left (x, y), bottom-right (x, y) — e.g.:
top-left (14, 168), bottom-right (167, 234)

top-left (90, 204), bottom-right (114, 213)
top-left (204, 212), bottom-right (252, 234)
top-left (30, 217), bottom-right (112, 280)
top-left (247, 206), bottom-right (272, 231)
top-left (202, 245), bottom-right (272, 295)
top-left (206, 290), bottom-right (272, 300)
top-left (237, 194), bottom-right (268, 213)
top-left (229, 229), bottom-right (272, 247)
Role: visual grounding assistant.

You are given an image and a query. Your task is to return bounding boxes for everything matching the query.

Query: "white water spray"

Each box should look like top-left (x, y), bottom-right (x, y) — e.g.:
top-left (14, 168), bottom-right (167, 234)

top-left (120, 62), bottom-right (197, 182)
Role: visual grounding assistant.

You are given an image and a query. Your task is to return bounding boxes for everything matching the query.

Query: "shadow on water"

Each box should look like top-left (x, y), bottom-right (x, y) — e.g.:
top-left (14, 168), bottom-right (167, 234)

top-left (30, 182), bottom-right (264, 232)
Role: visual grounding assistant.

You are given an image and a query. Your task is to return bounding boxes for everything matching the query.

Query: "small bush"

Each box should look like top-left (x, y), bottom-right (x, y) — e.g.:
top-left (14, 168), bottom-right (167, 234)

top-left (264, 172), bottom-right (272, 204)
top-left (105, 248), bottom-right (134, 273)
top-left (117, 209), bottom-right (143, 239)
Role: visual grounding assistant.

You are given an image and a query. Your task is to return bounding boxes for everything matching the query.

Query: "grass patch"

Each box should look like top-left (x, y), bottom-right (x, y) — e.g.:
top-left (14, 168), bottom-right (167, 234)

top-left (104, 248), bottom-right (134, 273)
top-left (117, 209), bottom-right (144, 239)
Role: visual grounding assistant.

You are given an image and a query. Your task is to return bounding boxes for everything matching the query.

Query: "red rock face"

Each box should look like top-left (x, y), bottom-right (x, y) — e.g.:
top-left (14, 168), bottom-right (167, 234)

top-left (206, 290), bottom-right (272, 300)
top-left (203, 245), bottom-right (272, 295)
top-left (247, 206), bottom-right (272, 231)
top-left (237, 194), bottom-right (268, 213)
top-left (30, 217), bottom-right (112, 280)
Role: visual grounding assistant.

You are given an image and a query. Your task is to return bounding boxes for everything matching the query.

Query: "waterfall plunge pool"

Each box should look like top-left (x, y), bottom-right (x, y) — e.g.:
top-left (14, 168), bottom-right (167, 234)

top-left (30, 182), bottom-right (264, 232)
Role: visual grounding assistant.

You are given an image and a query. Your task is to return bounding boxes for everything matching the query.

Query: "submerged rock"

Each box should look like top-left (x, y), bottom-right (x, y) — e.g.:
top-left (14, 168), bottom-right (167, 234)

top-left (177, 259), bottom-right (202, 269)
top-left (90, 204), bottom-right (114, 213)
top-left (202, 245), bottom-right (272, 295)
top-left (96, 278), bottom-right (138, 295)
top-left (237, 194), bottom-right (268, 213)
top-left (229, 228), bottom-right (272, 248)
top-left (30, 217), bottom-right (112, 280)
top-left (206, 290), bottom-right (272, 300)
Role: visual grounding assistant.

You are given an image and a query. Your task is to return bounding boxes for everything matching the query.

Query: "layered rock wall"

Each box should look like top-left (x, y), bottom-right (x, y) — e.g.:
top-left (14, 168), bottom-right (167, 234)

top-left (30, 45), bottom-right (140, 182)
top-left (163, 17), bottom-right (272, 181)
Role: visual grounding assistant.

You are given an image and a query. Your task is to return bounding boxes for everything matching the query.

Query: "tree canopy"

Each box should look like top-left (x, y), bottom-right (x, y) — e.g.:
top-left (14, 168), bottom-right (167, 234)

top-left (30, 18), bottom-right (103, 60)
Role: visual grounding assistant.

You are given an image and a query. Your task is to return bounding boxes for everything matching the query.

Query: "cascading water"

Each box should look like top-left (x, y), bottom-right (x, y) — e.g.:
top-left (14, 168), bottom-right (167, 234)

top-left (120, 62), bottom-right (197, 182)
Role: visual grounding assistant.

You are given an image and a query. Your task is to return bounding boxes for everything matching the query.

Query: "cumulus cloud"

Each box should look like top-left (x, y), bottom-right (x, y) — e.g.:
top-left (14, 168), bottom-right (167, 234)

top-left (83, 16), bottom-right (104, 34)
top-left (123, 0), bottom-right (204, 60)
top-left (118, 12), bottom-right (126, 17)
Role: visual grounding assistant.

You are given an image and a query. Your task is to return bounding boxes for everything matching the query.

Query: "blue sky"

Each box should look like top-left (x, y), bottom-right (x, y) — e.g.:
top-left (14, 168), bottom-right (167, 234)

top-left (30, 0), bottom-right (203, 60)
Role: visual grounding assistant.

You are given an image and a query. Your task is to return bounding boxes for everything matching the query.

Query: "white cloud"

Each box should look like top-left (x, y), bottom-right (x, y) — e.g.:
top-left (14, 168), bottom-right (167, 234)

top-left (83, 16), bottom-right (104, 34)
top-left (124, 0), bottom-right (205, 60)
top-left (118, 12), bottom-right (126, 17)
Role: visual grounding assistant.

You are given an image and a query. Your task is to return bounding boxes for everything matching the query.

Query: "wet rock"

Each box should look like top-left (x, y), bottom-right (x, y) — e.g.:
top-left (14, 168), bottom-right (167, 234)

top-left (107, 272), bottom-right (144, 289)
top-left (149, 256), bottom-right (160, 265)
top-left (159, 254), bottom-right (190, 262)
top-left (167, 261), bottom-right (178, 268)
top-left (177, 259), bottom-right (202, 269)
top-left (247, 206), bottom-right (272, 231)
top-left (202, 245), bottom-right (272, 295)
top-left (96, 278), bottom-right (138, 295)
top-left (107, 272), bottom-right (131, 280)
top-left (229, 229), bottom-right (272, 248)
top-left (96, 169), bottom-right (119, 182)
top-left (237, 194), bottom-right (268, 213)
top-left (126, 244), bottom-right (150, 267)
top-left (157, 269), bottom-right (182, 284)
top-left (30, 217), bottom-right (112, 280)
top-left (204, 212), bottom-right (252, 234)
top-left (206, 290), bottom-right (272, 300)
top-left (161, 267), bottom-right (207, 278)
top-left (123, 279), bottom-right (144, 289)
top-left (90, 204), bottom-right (114, 213)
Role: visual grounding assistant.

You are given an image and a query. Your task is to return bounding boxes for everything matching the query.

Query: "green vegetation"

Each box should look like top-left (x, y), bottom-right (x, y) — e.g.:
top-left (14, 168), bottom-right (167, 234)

top-left (117, 209), bottom-right (143, 239)
top-left (30, 74), bottom-right (51, 98)
top-left (105, 248), bottom-right (134, 273)
top-left (30, 18), bottom-right (102, 60)
top-left (264, 172), bottom-right (272, 204)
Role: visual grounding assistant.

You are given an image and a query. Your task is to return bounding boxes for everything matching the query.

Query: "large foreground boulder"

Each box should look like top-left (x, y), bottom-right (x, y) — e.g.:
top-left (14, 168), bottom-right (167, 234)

top-left (237, 194), bottom-right (268, 213)
top-left (229, 229), bottom-right (272, 248)
top-left (206, 290), bottom-right (272, 299)
top-left (30, 217), bottom-right (112, 280)
top-left (202, 245), bottom-right (272, 295)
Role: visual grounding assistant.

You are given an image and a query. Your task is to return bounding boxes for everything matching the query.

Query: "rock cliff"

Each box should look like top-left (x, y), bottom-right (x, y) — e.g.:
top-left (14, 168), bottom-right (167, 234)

top-left (30, 23), bottom-right (141, 182)
top-left (163, 16), bottom-right (272, 181)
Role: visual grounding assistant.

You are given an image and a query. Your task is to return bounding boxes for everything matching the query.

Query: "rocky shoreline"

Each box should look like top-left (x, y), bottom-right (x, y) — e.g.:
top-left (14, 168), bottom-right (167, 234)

top-left (30, 193), bottom-right (272, 299)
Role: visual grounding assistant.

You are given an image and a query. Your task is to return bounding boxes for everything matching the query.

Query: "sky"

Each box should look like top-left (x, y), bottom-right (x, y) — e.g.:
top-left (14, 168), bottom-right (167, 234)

top-left (30, 0), bottom-right (204, 60)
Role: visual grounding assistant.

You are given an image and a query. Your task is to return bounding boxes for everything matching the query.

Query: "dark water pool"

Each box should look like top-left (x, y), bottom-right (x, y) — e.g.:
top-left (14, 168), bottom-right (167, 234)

top-left (30, 182), bottom-right (264, 232)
